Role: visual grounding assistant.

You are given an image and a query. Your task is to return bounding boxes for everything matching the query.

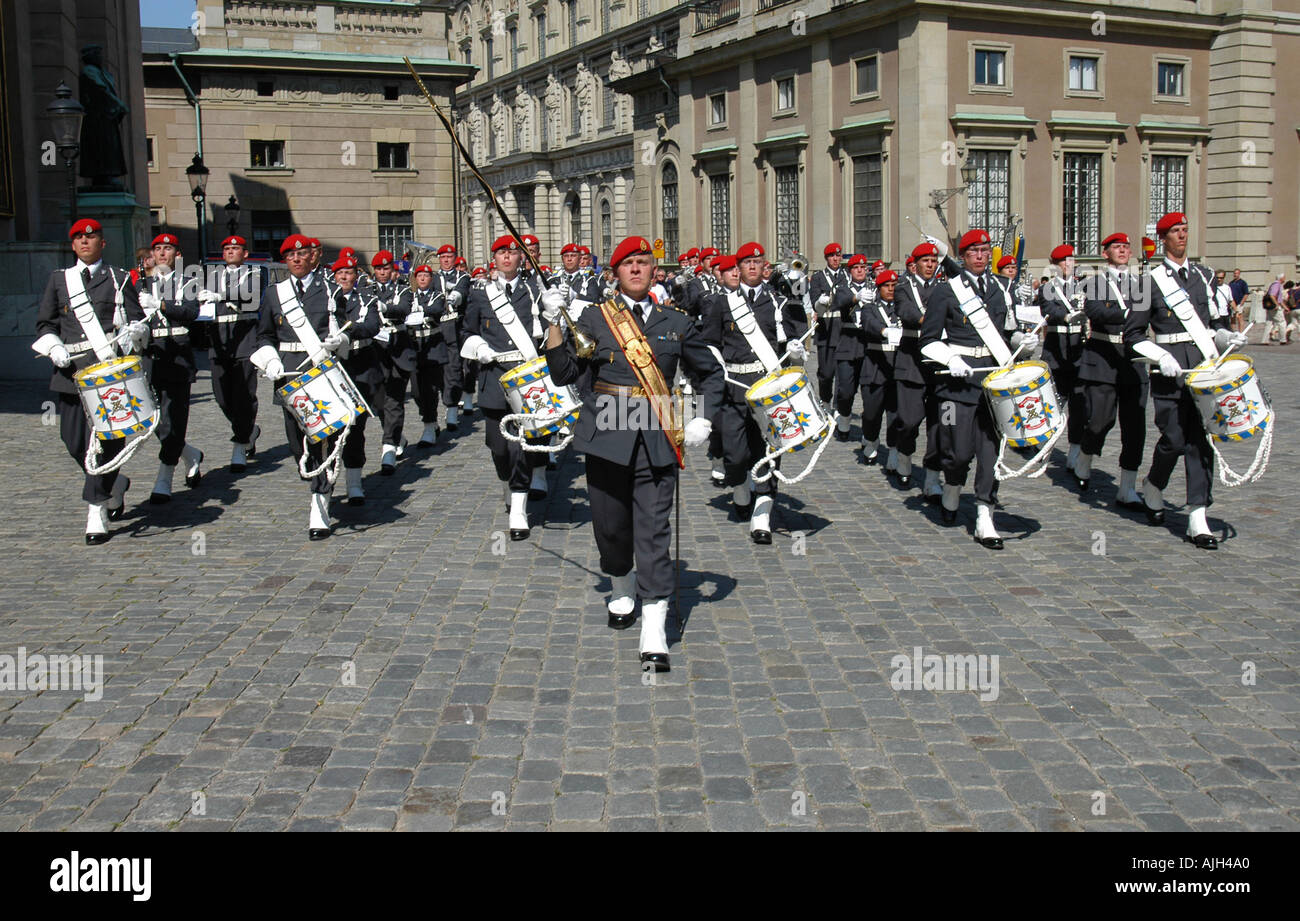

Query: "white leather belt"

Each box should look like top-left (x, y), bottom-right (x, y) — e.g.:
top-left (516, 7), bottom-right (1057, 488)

top-left (441, 311), bottom-right (460, 321)
top-left (950, 344), bottom-right (992, 358)
top-left (215, 314), bottom-right (253, 324)
top-left (726, 361), bottom-right (766, 374)
top-left (279, 342), bottom-right (312, 353)
top-left (492, 350), bottom-right (525, 364)
top-left (901, 329), bottom-right (920, 338)
top-left (410, 327), bottom-right (433, 337)
top-left (151, 327), bottom-right (189, 338)
top-left (64, 340), bottom-right (97, 355)
top-left (1047, 323), bottom-right (1084, 333)
top-left (1153, 332), bottom-right (1195, 344)
top-left (867, 343), bottom-right (897, 353)
top-left (1090, 332), bottom-right (1123, 344)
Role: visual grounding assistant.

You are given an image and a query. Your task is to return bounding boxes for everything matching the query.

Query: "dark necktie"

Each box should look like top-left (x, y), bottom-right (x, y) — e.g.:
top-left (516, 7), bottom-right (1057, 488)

top-left (295, 279), bottom-right (306, 301)
top-left (1178, 267), bottom-right (1189, 284)
top-left (82, 267), bottom-right (92, 288)
top-left (977, 277), bottom-right (986, 297)
top-left (745, 289), bottom-right (755, 308)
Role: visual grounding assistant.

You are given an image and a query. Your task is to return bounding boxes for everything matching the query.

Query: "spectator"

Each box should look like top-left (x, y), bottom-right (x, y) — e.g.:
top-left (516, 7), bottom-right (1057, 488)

top-left (1285, 280), bottom-right (1298, 345)
top-left (1228, 268), bottom-right (1249, 333)
top-left (130, 247), bottom-right (154, 287)
top-left (1262, 272), bottom-right (1287, 344)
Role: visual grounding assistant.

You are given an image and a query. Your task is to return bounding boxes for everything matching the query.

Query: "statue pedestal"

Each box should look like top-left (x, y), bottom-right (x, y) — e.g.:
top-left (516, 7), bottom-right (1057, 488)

top-left (76, 190), bottom-right (150, 268)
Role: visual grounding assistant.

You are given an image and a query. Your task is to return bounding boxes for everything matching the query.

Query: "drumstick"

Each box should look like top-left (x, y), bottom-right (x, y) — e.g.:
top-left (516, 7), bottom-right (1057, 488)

top-left (1002, 318), bottom-right (1048, 369)
top-left (1211, 322), bottom-right (1254, 372)
top-left (295, 321), bottom-right (353, 370)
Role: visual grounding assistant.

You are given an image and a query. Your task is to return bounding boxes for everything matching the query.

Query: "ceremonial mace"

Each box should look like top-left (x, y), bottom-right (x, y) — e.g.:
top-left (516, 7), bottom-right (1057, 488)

top-left (404, 58), bottom-right (595, 359)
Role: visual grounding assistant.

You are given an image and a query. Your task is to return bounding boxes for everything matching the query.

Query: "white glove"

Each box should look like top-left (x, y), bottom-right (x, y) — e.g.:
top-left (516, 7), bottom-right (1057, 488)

top-left (1015, 283), bottom-right (1033, 303)
top-left (197, 289), bottom-right (221, 304)
top-left (446, 290), bottom-right (463, 308)
top-left (855, 289), bottom-right (872, 305)
top-left (1012, 331), bottom-right (1038, 353)
top-left (540, 288), bottom-right (568, 325)
top-left (925, 234), bottom-right (950, 259)
top-left (947, 356), bottom-right (974, 379)
top-left (405, 311), bottom-right (426, 328)
top-left (787, 339), bottom-right (807, 361)
top-left (322, 331), bottom-right (350, 353)
top-left (1157, 353), bottom-right (1182, 378)
top-left (816, 293), bottom-right (831, 308)
top-left (138, 292), bottom-right (161, 315)
top-left (197, 300), bottom-right (216, 321)
top-left (476, 343), bottom-right (496, 364)
top-left (119, 320), bottom-right (150, 352)
top-left (264, 356), bottom-right (285, 380)
top-left (684, 417), bottom-right (712, 448)
top-left (249, 345), bottom-right (284, 381)
top-left (885, 327), bottom-right (903, 348)
top-left (49, 344), bottom-right (72, 368)
top-left (1214, 328), bottom-right (1247, 351)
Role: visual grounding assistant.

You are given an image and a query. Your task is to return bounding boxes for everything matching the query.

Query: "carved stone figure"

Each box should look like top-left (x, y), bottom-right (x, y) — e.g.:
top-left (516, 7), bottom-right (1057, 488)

top-left (78, 45), bottom-right (129, 189)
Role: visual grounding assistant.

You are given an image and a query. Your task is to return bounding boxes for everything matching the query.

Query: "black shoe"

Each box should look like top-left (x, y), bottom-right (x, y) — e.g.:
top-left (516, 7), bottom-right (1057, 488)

top-left (381, 463), bottom-right (395, 476)
top-left (710, 471), bottom-right (726, 486)
top-left (1072, 473), bottom-right (1088, 491)
top-left (733, 502), bottom-right (753, 521)
top-left (941, 507), bottom-right (958, 525)
top-left (347, 496), bottom-right (364, 507)
top-left (230, 462), bottom-right (245, 473)
top-left (107, 478), bottom-right (129, 522)
top-left (547, 456), bottom-right (558, 470)
top-left (185, 451), bottom-right (204, 488)
top-left (640, 652), bottom-right (670, 673)
top-left (751, 528), bottom-right (772, 545)
top-left (150, 492), bottom-right (171, 505)
top-left (1115, 497), bottom-right (1145, 511)
top-left (1187, 533), bottom-right (1219, 550)
top-left (446, 421), bottom-right (458, 432)
top-left (85, 531), bottom-right (110, 546)
top-left (608, 610), bottom-right (635, 630)
top-left (529, 488), bottom-right (547, 502)
top-left (834, 429), bottom-right (851, 442)
top-left (510, 527), bottom-right (530, 541)
top-left (416, 430), bottom-right (439, 449)
top-left (861, 450), bottom-right (879, 466)
top-left (309, 528), bottom-right (330, 541)
top-left (1145, 507), bottom-right (1165, 525)
top-left (976, 535), bottom-right (1005, 550)
top-left (246, 425), bottom-right (260, 458)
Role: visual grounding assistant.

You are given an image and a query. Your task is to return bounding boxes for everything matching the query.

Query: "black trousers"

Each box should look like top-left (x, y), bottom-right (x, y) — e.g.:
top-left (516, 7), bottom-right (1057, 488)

top-left (718, 385), bottom-right (778, 496)
top-left (1045, 349), bottom-right (1087, 446)
top-left (587, 434), bottom-right (677, 600)
top-left (441, 351), bottom-right (463, 409)
top-left (378, 352), bottom-right (410, 446)
top-left (153, 376), bottom-right (192, 466)
top-left (59, 394), bottom-right (126, 503)
top-left (1082, 378), bottom-right (1148, 471)
top-left (837, 357), bottom-right (896, 443)
top-left (342, 377), bottom-right (383, 469)
top-left (411, 357), bottom-right (445, 425)
top-left (282, 407), bottom-right (338, 495)
top-left (1148, 387), bottom-right (1214, 508)
top-left (890, 380), bottom-right (928, 457)
top-left (937, 399), bottom-right (1000, 505)
top-left (210, 354), bottom-right (258, 443)
top-left (482, 408), bottom-right (546, 491)
top-left (816, 345), bottom-right (836, 404)
top-left (461, 359), bottom-right (480, 404)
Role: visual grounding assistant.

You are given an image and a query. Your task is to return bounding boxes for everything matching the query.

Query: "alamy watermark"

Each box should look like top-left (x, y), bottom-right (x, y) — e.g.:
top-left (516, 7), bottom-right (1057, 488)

top-left (0, 647), bottom-right (104, 701)
top-left (890, 646), bottom-right (1000, 701)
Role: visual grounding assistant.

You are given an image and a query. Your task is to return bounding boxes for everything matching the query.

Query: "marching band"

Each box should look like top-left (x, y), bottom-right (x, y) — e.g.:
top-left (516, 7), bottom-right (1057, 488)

top-left (37, 210), bottom-right (1274, 669)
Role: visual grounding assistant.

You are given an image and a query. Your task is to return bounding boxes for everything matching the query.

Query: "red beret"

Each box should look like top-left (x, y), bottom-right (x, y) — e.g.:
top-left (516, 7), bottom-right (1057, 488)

top-left (875, 270), bottom-right (899, 285)
top-left (281, 234), bottom-right (311, 255)
top-left (578, 245), bottom-right (591, 255)
top-left (713, 254), bottom-right (738, 272)
top-left (561, 243), bottom-right (580, 255)
top-left (609, 236), bottom-right (654, 268)
top-left (911, 242), bottom-right (939, 260)
top-left (1101, 232), bottom-right (1130, 249)
top-left (677, 252), bottom-right (690, 263)
top-left (539, 265), bottom-right (550, 274)
top-left (371, 250), bottom-right (395, 267)
top-left (700, 247), bottom-right (720, 259)
top-left (846, 254), bottom-right (868, 268)
top-left (471, 266), bottom-right (487, 277)
top-left (152, 233), bottom-right (180, 248)
top-left (824, 243), bottom-right (843, 258)
top-left (331, 256), bottom-right (358, 272)
top-left (68, 218), bottom-right (102, 239)
top-left (905, 255), bottom-right (916, 267)
top-left (521, 234), bottom-right (539, 247)
top-left (1049, 244), bottom-right (1075, 263)
top-left (413, 264), bottom-right (433, 275)
top-left (437, 244), bottom-right (457, 255)
top-left (871, 260), bottom-right (885, 271)
top-left (1156, 212), bottom-right (1187, 236)
top-left (686, 248), bottom-right (700, 259)
top-left (340, 247), bottom-right (358, 259)
top-left (220, 235), bottom-right (247, 249)
top-left (455, 256), bottom-right (467, 267)
top-left (734, 242), bottom-right (765, 262)
top-left (492, 235), bottom-right (520, 253)
top-left (958, 230), bottom-right (991, 252)
top-left (308, 238), bottom-right (322, 248)
top-left (996, 255), bottom-right (1017, 271)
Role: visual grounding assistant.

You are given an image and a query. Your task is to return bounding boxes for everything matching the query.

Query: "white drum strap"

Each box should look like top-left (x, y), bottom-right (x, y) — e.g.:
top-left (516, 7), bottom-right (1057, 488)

top-left (1106, 272), bottom-right (1132, 318)
top-left (64, 266), bottom-right (115, 362)
top-left (726, 291), bottom-right (782, 373)
top-left (1152, 266), bottom-right (1217, 362)
top-left (276, 278), bottom-right (327, 354)
top-left (904, 277), bottom-right (924, 316)
top-left (487, 283), bottom-right (539, 361)
top-left (770, 290), bottom-right (787, 344)
top-left (948, 276), bottom-right (1012, 366)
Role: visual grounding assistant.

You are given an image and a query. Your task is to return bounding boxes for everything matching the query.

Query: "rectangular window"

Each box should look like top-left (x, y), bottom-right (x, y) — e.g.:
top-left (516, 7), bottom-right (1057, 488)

top-left (974, 49), bottom-right (1006, 86)
top-left (1149, 155), bottom-right (1187, 227)
top-left (377, 142), bottom-right (410, 170)
top-left (709, 92), bottom-right (726, 127)
top-left (249, 139), bottom-right (285, 168)
top-left (1062, 152), bottom-right (1102, 253)
top-left (638, 0), bottom-right (648, 17)
top-left (966, 149), bottom-right (1010, 237)
top-left (1157, 61), bottom-right (1185, 97)
top-left (509, 26), bottom-right (519, 71)
top-left (600, 1), bottom-right (610, 34)
top-left (602, 78), bottom-right (615, 129)
top-left (710, 173), bottom-right (731, 252)
top-left (854, 55), bottom-right (878, 97)
top-left (537, 13), bottom-right (546, 58)
top-left (568, 0), bottom-right (578, 47)
top-left (775, 76), bottom-right (795, 113)
top-left (1068, 56), bottom-right (1098, 92)
top-left (486, 36), bottom-right (494, 80)
top-left (378, 211), bottom-right (414, 255)
top-left (852, 153), bottom-right (882, 257)
top-left (252, 210), bottom-right (291, 256)
top-left (516, 189), bottom-right (534, 233)
top-left (775, 165), bottom-right (799, 259)
top-left (146, 137), bottom-right (155, 169)
top-left (662, 166), bottom-right (679, 259)
top-left (463, 43), bottom-right (472, 69)
top-left (570, 81), bottom-right (581, 135)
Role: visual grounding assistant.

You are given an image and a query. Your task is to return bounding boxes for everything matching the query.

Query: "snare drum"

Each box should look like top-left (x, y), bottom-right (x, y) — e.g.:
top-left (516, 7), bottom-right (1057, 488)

top-left (276, 357), bottom-right (371, 443)
top-left (1186, 356), bottom-right (1272, 442)
top-left (75, 356), bottom-right (157, 441)
top-left (983, 360), bottom-right (1063, 448)
top-left (745, 367), bottom-right (832, 454)
top-left (498, 356), bottom-right (582, 438)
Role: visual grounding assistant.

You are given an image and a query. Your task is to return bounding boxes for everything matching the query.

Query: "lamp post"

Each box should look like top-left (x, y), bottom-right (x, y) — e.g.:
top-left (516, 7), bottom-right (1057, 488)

top-left (929, 162), bottom-right (979, 245)
top-left (45, 82), bottom-right (85, 222)
top-left (186, 153), bottom-right (210, 268)
top-left (224, 195), bottom-right (240, 237)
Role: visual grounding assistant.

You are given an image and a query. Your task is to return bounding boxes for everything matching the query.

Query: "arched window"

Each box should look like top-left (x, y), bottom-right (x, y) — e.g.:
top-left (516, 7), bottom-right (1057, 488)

top-left (566, 192), bottom-right (582, 245)
top-left (599, 198), bottom-right (612, 264)
top-left (661, 162), bottom-right (678, 259)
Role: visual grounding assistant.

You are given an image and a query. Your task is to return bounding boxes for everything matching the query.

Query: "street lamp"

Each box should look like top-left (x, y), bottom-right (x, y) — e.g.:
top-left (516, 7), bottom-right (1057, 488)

top-left (929, 160), bottom-right (981, 244)
top-left (45, 82), bottom-right (84, 222)
top-left (224, 195), bottom-right (240, 236)
top-left (186, 153), bottom-right (210, 266)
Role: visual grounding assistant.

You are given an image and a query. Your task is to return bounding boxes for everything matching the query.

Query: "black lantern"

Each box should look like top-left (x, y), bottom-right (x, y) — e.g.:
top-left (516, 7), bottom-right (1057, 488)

top-left (45, 83), bottom-right (84, 220)
top-left (186, 153), bottom-right (209, 202)
top-left (960, 162), bottom-right (977, 186)
top-left (224, 195), bottom-right (240, 235)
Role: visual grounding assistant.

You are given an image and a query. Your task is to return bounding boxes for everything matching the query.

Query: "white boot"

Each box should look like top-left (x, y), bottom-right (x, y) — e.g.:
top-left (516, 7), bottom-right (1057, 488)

top-left (309, 492), bottom-right (331, 539)
top-left (396, 437), bottom-right (407, 458)
top-left (463, 393), bottom-right (475, 412)
top-left (529, 465), bottom-right (548, 499)
top-left (381, 443), bottom-right (397, 474)
top-left (639, 598), bottom-right (670, 670)
top-left (345, 467), bottom-right (365, 506)
top-left (836, 416), bottom-right (850, 435)
top-left (418, 422), bottom-right (439, 446)
top-left (245, 423), bottom-right (260, 458)
top-left (1116, 468), bottom-right (1142, 507)
top-left (924, 467), bottom-right (943, 500)
top-left (897, 454), bottom-right (914, 482)
top-left (733, 478), bottom-right (752, 511)
top-left (974, 501), bottom-right (1003, 549)
top-left (106, 475), bottom-right (130, 521)
top-left (861, 439), bottom-right (879, 464)
top-left (1072, 451), bottom-right (1093, 490)
top-left (608, 571), bottom-right (636, 618)
top-left (941, 483), bottom-right (961, 524)
top-left (150, 463), bottom-right (176, 503)
top-left (1142, 476), bottom-right (1165, 524)
top-left (508, 491), bottom-right (530, 539)
top-left (231, 441), bottom-right (247, 471)
top-left (1186, 505), bottom-right (1217, 548)
top-left (1066, 443), bottom-right (1080, 471)
top-left (710, 455), bottom-right (725, 484)
top-left (181, 443), bottom-right (204, 487)
top-left (446, 405), bottom-right (460, 429)
top-left (884, 446), bottom-right (898, 473)
top-left (85, 503), bottom-right (109, 544)
top-left (750, 494), bottom-right (773, 544)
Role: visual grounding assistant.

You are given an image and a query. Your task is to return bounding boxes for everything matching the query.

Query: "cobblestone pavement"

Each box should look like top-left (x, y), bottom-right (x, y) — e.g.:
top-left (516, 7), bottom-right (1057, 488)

top-left (1, 346), bottom-right (1298, 832)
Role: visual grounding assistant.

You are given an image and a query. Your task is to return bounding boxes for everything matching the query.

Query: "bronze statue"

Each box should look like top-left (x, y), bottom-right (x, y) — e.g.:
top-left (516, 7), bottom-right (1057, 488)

top-left (78, 44), bottom-right (129, 189)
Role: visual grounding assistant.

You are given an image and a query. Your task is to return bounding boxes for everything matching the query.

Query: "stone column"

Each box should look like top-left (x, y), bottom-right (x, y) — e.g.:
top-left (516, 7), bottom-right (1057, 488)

top-left (896, 9), bottom-right (950, 253)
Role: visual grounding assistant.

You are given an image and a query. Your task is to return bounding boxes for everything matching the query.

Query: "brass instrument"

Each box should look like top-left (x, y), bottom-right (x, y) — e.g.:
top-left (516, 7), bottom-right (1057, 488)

top-left (403, 240), bottom-right (439, 291)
